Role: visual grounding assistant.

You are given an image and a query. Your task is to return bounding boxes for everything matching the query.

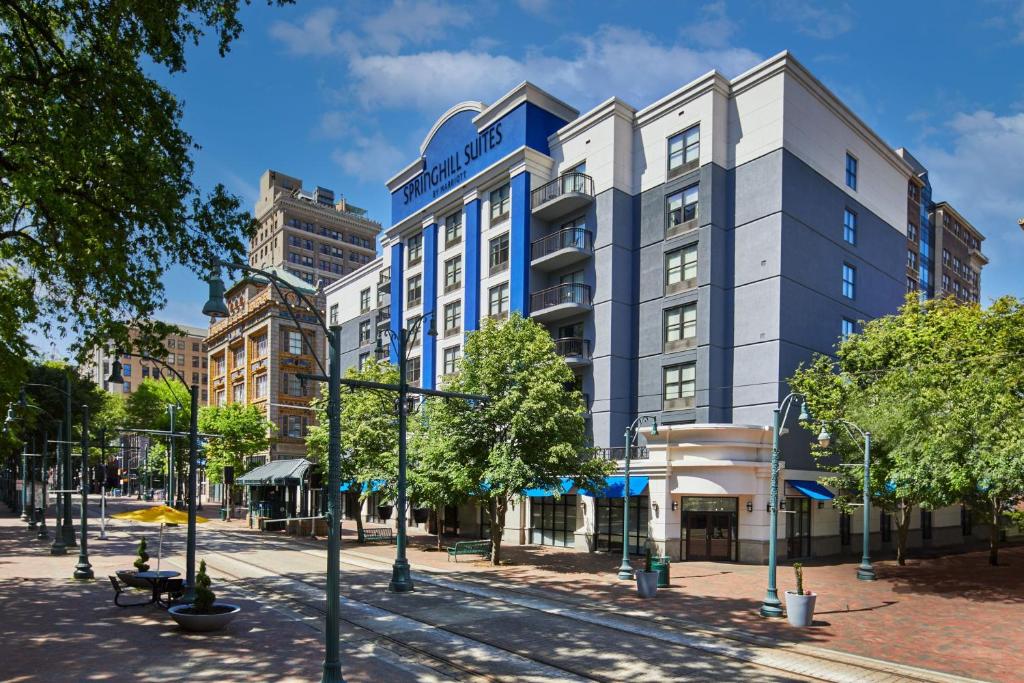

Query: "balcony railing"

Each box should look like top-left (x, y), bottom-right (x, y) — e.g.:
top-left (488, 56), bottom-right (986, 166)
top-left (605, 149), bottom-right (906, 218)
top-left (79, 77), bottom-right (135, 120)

top-left (594, 446), bottom-right (650, 461)
top-left (530, 283), bottom-right (592, 312)
top-left (378, 267), bottom-right (391, 288)
top-left (554, 337), bottom-right (591, 359)
top-left (531, 227), bottom-right (593, 261)
top-left (531, 173), bottom-right (594, 210)
top-left (376, 306), bottom-right (391, 326)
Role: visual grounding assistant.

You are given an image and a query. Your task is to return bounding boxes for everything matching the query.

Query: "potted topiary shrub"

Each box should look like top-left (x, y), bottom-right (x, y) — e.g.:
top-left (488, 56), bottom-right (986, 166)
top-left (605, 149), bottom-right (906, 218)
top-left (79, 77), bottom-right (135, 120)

top-left (117, 538), bottom-right (152, 589)
top-left (635, 547), bottom-right (659, 598)
top-left (785, 562), bottom-right (816, 627)
top-left (168, 560), bottom-right (241, 632)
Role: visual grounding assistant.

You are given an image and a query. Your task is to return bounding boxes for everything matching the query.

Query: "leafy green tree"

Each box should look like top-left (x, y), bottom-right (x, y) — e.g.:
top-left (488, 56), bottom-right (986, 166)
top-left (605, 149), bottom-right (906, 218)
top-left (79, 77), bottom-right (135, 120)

top-left (307, 359), bottom-right (398, 542)
top-left (421, 313), bottom-right (610, 565)
top-left (792, 295), bottom-right (1024, 566)
top-left (125, 378), bottom-right (191, 432)
top-left (0, 1), bottom-right (290, 359)
top-left (198, 403), bottom-right (274, 484)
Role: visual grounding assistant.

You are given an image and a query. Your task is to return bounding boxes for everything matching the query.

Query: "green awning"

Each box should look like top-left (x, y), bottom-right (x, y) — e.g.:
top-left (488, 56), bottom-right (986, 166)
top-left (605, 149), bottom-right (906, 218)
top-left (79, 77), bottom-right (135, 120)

top-left (237, 458), bottom-right (312, 486)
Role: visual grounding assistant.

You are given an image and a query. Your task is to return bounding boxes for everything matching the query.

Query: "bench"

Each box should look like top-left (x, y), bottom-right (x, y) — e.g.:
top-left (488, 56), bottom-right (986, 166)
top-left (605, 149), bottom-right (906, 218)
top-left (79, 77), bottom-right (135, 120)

top-left (447, 540), bottom-right (491, 562)
top-left (359, 526), bottom-right (394, 544)
top-left (108, 575), bottom-right (150, 608)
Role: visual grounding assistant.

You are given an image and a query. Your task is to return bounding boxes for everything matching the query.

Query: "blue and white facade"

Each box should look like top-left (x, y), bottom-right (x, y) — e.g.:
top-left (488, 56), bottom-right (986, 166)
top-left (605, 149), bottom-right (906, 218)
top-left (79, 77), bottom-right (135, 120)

top-left (325, 51), bottom-right (984, 562)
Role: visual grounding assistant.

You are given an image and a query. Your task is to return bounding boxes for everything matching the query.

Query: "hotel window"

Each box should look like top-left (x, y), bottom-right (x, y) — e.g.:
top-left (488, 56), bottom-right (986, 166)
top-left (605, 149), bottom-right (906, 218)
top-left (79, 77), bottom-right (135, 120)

top-left (407, 315), bottom-right (421, 347)
top-left (166, 352), bottom-right (175, 364)
top-left (232, 383), bottom-right (244, 403)
top-left (359, 289), bottom-right (371, 314)
top-left (358, 320), bottom-right (371, 346)
top-left (907, 277), bottom-right (917, 293)
top-left (407, 356), bottom-right (421, 385)
top-left (444, 300), bottom-right (462, 336)
top-left (489, 233), bottom-right (509, 274)
top-left (663, 363), bottom-right (696, 409)
top-left (255, 335), bottom-right (268, 357)
top-left (329, 304), bottom-right (339, 326)
top-left (907, 250), bottom-right (917, 269)
top-left (232, 346), bottom-right (244, 368)
top-left (215, 389), bottom-right (226, 406)
top-left (284, 330), bottom-right (303, 355)
top-left (407, 233), bottom-right (423, 265)
top-left (444, 255), bottom-right (462, 292)
top-left (282, 373), bottom-right (306, 397)
top-left (254, 373), bottom-right (267, 399)
top-left (177, 340), bottom-right (185, 349)
top-left (665, 244), bottom-right (698, 293)
top-left (488, 283), bottom-right (509, 317)
top-left (490, 183), bottom-right (510, 222)
top-left (664, 303), bottom-right (697, 351)
top-left (357, 352), bottom-right (369, 371)
top-left (443, 345), bottom-right (461, 375)
top-left (122, 363), bottom-right (132, 377)
top-left (407, 274), bottom-right (422, 307)
top-left (283, 414), bottom-right (306, 438)
top-left (952, 256), bottom-right (961, 273)
top-left (845, 152), bottom-right (858, 190)
top-left (942, 248), bottom-right (950, 265)
top-left (942, 273), bottom-right (950, 291)
top-left (666, 184), bottom-right (699, 234)
top-left (907, 223), bottom-right (918, 241)
top-left (142, 366), bottom-right (150, 378)
top-left (444, 211), bottom-right (462, 246)
top-left (192, 342), bottom-right (200, 352)
top-left (192, 356), bottom-right (199, 368)
top-left (667, 124), bottom-right (700, 176)
top-left (841, 318), bottom-right (855, 341)
top-left (843, 208), bottom-right (857, 245)
top-left (842, 263), bottom-right (856, 299)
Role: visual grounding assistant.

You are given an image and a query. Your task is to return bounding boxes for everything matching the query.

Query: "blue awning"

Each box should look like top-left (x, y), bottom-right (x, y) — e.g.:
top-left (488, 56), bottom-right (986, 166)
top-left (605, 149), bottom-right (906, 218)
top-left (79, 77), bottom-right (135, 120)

top-left (339, 482), bottom-right (352, 492)
top-left (580, 476), bottom-right (648, 499)
top-left (788, 480), bottom-right (834, 500)
top-left (523, 477), bottom-right (574, 497)
top-left (340, 479), bottom-right (386, 493)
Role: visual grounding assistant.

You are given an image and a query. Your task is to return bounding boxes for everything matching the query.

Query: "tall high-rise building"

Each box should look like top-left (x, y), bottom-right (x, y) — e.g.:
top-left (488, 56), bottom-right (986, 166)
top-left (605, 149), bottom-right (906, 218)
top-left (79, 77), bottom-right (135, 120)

top-left (84, 323), bottom-right (209, 404)
top-left (248, 170), bottom-right (381, 287)
top-left (325, 52), bottom-right (988, 562)
top-left (896, 148), bottom-right (987, 302)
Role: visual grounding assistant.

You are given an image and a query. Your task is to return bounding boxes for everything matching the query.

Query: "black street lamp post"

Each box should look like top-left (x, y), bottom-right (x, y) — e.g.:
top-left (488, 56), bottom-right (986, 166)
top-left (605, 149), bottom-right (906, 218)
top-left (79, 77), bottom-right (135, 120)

top-left (73, 404), bottom-right (94, 580)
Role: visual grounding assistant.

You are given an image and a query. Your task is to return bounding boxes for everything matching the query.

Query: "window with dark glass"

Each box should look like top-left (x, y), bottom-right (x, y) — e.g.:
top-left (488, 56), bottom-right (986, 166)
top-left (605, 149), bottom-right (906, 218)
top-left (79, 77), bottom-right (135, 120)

top-left (444, 255), bottom-right (462, 291)
top-left (359, 288), bottom-right (371, 313)
top-left (358, 320), bottom-right (371, 346)
top-left (530, 495), bottom-right (577, 548)
top-left (443, 345), bottom-right (460, 375)
top-left (594, 496), bottom-right (648, 555)
top-left (407, 233), bottom-right (423, 265)
top-left (921, 509), bottom-right (933, 540)
top-left (489, 184), bottom-right (510, 221)
top-left (489, 233), bottom-right (509, 274)
top-left (842, 263), bottom-right (856, 299)
top-left (443, 300), bottom-right (462, 336)
top-left (664, 363), bottom-right (696, 408)
top-left (407, 274), bottom-right (422, 307)
top-left (668, 124), bottom-right (700, 175)
top-left (841, 318), bottom-right (855, 340)
top-left (845, 152), bottom-right (858, 190)
top-left (444, 211), bottom-right (462, 246)
top-left (488, 283), bottom-right (509, 317)
top-left (843, 208), bottom-right (857, 244)
top-left (664, 303), bottom-right (697, 350)
top-left (667, 184), bottom-right (698, 231)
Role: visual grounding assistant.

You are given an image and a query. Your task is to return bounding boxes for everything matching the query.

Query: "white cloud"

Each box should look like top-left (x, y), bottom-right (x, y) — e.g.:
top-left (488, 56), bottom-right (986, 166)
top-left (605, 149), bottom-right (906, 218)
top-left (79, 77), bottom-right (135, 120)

top-left (331, 131), bottom-right (407, 185)
top-left (691, 1), bottom-right (738, 48)
top-left (917, 111), bottom-right (1024, 298)
top-left (770, 1), bottom-right (854, 39)
top-left (363, 0), bottom-right (472, 53)
top-left (349, 25), bottom-right (762, 113)
top-left (516, 0), bottom-right (550, 15)
top-left (268, 7), bottom-right (349, 56)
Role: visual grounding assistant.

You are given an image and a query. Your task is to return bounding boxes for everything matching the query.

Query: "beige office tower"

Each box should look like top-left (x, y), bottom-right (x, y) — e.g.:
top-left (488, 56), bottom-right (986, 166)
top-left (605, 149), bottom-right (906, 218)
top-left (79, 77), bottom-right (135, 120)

top-left (248, 170), bottom-right (381, 288)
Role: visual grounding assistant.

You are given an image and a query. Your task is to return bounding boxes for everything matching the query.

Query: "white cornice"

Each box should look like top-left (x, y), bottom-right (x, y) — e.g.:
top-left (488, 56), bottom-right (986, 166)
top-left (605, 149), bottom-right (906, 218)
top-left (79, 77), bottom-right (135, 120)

top-left (635, 71), bottom-right (729, 128)
top-left (473, 81), bottom-right (578, 130)
top-left (419, 101), bottom-right (486, 156)
top-left (386, 158), bottom-right (425, 191)
top-left (549, 97), bottom-right (637, 149)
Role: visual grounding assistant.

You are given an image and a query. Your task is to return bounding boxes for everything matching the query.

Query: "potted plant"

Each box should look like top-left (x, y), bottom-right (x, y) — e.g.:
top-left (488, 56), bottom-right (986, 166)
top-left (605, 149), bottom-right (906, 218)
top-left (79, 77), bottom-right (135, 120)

top-left (377, 503), bottom-right (394, 521)
top-left (117, 538), bottom-right (152, 589)
top-left (168, 560), bottom-right (241, 632)
top-left (411, 506), bottom-right (429, 524)
top-left (635, 547), bottom-right (659, 598)
top-left (785, 562), bottom-right (816, 627)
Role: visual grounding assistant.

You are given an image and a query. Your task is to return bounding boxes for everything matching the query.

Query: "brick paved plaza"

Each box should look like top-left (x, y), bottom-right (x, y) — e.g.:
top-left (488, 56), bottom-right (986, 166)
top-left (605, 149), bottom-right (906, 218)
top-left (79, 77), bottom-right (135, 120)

top-left (1, 499), bottom-right (1020, 682)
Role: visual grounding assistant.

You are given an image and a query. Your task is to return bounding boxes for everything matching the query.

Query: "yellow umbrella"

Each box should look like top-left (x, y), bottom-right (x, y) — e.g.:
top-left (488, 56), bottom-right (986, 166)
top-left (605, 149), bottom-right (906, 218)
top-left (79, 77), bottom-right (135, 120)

top-left (113, 506), bottom-right (210, 571)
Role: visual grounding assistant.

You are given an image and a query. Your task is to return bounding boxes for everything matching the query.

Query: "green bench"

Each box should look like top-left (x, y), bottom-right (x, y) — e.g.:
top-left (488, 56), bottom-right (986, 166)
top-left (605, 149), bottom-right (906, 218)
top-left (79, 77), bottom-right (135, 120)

top-left (447, 540), bottom-right (491, 562)
top-left (360, 526), bottom-right (394, 544)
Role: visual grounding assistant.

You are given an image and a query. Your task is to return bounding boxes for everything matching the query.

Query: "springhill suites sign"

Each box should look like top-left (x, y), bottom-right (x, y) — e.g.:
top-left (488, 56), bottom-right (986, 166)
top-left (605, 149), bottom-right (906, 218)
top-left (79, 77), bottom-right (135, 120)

top-left (401, 122), bottom-right (504, 207)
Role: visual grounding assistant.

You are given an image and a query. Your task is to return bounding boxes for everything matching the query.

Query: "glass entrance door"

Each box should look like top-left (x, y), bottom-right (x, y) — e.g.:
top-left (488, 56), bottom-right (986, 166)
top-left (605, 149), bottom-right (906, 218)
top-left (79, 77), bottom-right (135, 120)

top-left (681, 497), bottom-right (738, 561)
top-left (786, 497), bottom-right (811, 558)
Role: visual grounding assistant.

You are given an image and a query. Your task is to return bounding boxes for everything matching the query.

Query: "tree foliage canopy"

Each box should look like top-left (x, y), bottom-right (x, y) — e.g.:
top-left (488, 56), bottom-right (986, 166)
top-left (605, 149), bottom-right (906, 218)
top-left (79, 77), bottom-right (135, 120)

top-left (0, 0), bottom-right (289, 358)
top-left (198, 403), bottom-right (273, 483)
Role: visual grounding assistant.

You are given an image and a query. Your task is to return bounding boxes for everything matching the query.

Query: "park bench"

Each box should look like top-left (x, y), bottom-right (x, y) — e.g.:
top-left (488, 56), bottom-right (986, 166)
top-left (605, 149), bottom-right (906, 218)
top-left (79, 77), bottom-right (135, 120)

top-left (447, 540), bottom-right (491, 562)
top-left (360, 526), bottom-right (394, 544)
top-left (108, 575), bottom-right (150, 608)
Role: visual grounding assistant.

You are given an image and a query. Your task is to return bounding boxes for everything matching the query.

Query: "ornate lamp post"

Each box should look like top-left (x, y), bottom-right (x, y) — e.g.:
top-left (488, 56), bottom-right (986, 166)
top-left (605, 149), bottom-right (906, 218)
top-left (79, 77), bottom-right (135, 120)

top-left (618, 416), bottom-right (657, 580)
top-left (759, 393), bottom-right (810, 618)
top-left (73, 404), bottom-right (94, 580)
top-left (816, 422), bottom-right (875, 581)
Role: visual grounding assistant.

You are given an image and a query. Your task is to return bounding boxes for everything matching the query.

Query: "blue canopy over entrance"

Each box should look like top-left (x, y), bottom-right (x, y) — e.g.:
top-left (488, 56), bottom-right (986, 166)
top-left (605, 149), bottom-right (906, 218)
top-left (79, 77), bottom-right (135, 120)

top-left (787, 479), bottom-right (834, 500)
top-left (522, 477), bottom-right (574, 497)
top-left (579, 476), bottom-right (649, 498)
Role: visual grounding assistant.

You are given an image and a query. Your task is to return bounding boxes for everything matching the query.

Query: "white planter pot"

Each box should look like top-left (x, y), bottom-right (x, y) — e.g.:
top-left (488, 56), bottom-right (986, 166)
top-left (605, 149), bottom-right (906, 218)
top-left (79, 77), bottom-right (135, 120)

top-left (784, 591), bottom-right (816, 627)
top-left (168, 603), bottom-right (241, 632)
top-left (635, 570), bottom-right (659, 598)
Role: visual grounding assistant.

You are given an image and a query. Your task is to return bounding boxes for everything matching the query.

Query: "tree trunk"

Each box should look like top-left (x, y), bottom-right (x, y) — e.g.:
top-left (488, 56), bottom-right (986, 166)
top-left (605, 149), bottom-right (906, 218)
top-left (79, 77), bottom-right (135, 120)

top-left (989, 502), bottom-right (1000, 566)
top-left (489, 497), bottom-right (506, 566)
top-left (355, 503), bottom-right (365, 543)
top-left (895, 501), bottom-right (913, 566)
top-left (433, 506), bottom-right (442, 551)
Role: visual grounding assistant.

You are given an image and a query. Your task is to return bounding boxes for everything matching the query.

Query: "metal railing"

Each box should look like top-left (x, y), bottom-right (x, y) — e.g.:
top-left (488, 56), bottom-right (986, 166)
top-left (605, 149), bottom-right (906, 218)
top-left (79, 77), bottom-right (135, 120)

top-left (530, 283), bottom-right (592, 312)
top-left (376, 306), bottom-right (391, 326)
top-left (594, 446), bottom-right (650, 461)
top-left (531, 227), bottom-right (592, 261)
top-left (378, 267), bottom-right (391, 288)
top-left (531, 172), bottom-right (594, 209)
top-left (554, 337), bottom-right (591, 358)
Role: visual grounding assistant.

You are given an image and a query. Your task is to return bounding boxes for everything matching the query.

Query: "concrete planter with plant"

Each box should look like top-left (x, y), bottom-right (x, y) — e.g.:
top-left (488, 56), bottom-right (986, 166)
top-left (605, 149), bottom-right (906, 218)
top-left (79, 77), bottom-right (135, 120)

top-left (784, 562), bottom-right (816, 627)
top-left (635, 548), bottom-right (659, 598)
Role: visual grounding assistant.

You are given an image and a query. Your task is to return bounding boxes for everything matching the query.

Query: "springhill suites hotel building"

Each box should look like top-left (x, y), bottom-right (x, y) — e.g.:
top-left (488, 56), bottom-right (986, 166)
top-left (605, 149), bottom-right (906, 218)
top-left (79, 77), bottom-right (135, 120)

top-left (325, 52), bottom-right (987, 563)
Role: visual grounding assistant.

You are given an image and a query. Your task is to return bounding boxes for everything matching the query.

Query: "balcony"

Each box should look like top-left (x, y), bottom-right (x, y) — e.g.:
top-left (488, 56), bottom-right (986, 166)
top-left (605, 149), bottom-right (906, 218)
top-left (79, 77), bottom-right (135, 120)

top-left (594, 446), bottom-right (650, 461)
top-left (376, 306), bottom-right (391, 328)
top-left (554, 337), bottom-right (591, 368)
top-left (530, 283), bottom-right (592, 323)
top-left (530, 227), bottom-right (593, 271)
top-left (378, 267), bottom-right (391, 289)
top-left (531, 173), bottom-right (594, 221)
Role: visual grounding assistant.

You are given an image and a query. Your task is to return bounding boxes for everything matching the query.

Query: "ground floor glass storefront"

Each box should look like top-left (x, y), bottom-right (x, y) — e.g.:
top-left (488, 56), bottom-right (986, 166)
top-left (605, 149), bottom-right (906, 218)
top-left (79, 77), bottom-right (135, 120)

top-left (529, 494), bottom-right (576, 547)
top-left (680, 497), bottom-right (737, 561)
top-left (594, 496), bottom-right (648, 555)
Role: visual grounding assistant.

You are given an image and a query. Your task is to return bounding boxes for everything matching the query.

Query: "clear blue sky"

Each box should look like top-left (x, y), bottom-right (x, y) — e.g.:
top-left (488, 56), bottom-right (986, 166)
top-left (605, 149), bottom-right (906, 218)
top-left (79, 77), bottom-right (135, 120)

top-left (31, 0), bottom-right (1024, 358)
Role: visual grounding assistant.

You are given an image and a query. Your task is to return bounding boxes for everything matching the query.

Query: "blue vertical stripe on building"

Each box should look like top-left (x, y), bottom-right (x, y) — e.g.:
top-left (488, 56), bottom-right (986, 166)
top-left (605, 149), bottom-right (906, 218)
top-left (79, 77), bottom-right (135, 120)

top-left (422, 222), bottom-right (438, 389)
top-left (389, 242), bottom-right (404, 365)
top-left (463, 198), bottom-right (481, 332)
top-left (509, 171), bottom-right (531, 313)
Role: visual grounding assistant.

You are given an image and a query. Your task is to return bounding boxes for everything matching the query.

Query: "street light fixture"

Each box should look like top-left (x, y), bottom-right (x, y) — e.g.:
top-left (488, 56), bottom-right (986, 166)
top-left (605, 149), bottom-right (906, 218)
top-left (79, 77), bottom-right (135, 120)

top-left (817, 420), bottom-right (875, 581)
top-left (759, 393), bottom-right (810, 618)
top-left (618, 415), bottom-right (657, 580)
